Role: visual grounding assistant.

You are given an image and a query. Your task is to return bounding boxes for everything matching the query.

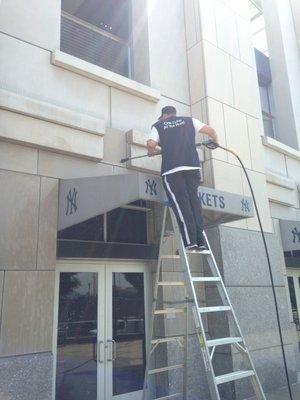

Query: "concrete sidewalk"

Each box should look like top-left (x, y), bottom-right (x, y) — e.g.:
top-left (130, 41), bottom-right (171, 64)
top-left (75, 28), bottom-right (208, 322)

top-left (266, 383), bottom-right (300, 400)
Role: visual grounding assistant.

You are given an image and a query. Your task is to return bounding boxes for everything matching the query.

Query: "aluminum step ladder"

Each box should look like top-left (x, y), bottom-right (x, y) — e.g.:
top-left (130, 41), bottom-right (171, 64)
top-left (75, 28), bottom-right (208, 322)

top-left (142, 205), bottom-right (266, 400)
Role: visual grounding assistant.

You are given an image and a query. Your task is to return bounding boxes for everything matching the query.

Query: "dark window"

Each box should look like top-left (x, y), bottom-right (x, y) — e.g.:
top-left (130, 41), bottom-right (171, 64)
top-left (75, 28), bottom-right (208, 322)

top-left (259, 83), bottom-right (277, 139)
top-left (61, 0), bottom-right (132, 78)
top-left (57, 215), bottom-right (104, 241)
top-left (57, 204), bottom-right (153, 259)
top-left (255, 49), bottom-right (277, 139)
top-left (107, 208), bottom-right (147, 244)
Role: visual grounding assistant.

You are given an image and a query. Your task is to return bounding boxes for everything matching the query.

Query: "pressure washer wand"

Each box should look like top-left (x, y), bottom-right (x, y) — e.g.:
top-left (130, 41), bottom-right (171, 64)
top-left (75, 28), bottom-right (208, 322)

top-left (120, 151), bottom-right (161, 164)
top-left (119, 141), bottom-right (217, 164)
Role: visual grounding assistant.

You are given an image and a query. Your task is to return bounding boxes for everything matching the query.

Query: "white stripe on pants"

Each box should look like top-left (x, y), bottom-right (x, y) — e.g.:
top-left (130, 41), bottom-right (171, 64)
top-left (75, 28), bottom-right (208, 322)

top-left (163, 175), bottom-right (191, 245)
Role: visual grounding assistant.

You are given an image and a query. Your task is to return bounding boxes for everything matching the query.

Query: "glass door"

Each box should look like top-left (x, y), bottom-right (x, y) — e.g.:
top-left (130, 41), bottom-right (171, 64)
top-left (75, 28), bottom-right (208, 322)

top-left (54, 267), bottom-right (105, 400)
top-left (287, 271), bottom-right (300, 346)
top-left (105, 265), bottom-right (148, 400)
top-left (54, 263), bottom-right (148, 400)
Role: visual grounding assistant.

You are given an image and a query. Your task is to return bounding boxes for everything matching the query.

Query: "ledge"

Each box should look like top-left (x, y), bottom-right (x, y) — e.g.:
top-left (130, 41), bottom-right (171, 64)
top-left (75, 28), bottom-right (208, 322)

top-left (265, 170), bottom-right (296, 190)
top-left (262, 136), bottom-right (300, 161)
top-left (51, 50), bottom-right (161, 103)
top-left (0, 88), bottom-right (105, 136)
top-left (0, 88), bottom-right (105, 160)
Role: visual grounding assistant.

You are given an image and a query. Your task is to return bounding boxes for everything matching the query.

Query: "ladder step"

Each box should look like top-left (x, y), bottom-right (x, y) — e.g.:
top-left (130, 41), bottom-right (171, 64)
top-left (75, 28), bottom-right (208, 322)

top-left (157, 281), bottom-right (185, 286)
top-left (151, 336), bottom-right (184, 345)
top-left (215, 370), bottom-right (255, 385)
top-left (154, 393), bottom-right (182, 400)
top-left (148, 364), bottom-right (184, 375)
top-left (161, 255), bottom-right (180, 260)
top-left (198, 306), bottom-right (231, 313)
top-left (192, 277), bottom-right (221, 283)
top-left (207, 337), bottom-right (243, 347)
top-left (155, 308), bottom-right (186, 315)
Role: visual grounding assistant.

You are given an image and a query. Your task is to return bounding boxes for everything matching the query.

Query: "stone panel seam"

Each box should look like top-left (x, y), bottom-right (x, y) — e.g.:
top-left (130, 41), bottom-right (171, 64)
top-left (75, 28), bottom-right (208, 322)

top-left (0, 30), bottom-right (51, 54)
top-left (35, 178), bottom-right (42, 269)
top-left (219, 223), bottom-right (276, 235)
top-left (234, 14), bottom-right (241, 60)
top-left (109, 87), bottom-right (112, 128)
top-left (0, 271), bottom-right (5, 342)
top-left (220, 103), bottom-right (229, 161)
top-left (1, 160), bottom-right (127, 179)
top-left (204, 156), bottom-right (265, 175)
top-left (37, 149), bottom-right (40, 176)
top-left (192, 0), bottom-right (200, 44)
top-left (0, 269), bottom-right (55, 272)
top-left (195, 94), bottom-right (260, 119)
top-left (246, 110), bottom-right (254, 172)
top-left (176, 0), bottom-right (192, 109)
top-left (212, 0), bottom-right (218, 47)
top-left (226, 285), bottom-right (286, 288)
top-left (161, 94), bottom-right (190, 107)
top-left (248, 343), bottom-right (295, 353)
top-left (0, 350), bottom-right (53, 360)
top-left (210, 157), bottom-right (268, 177)
top-left (217, 0), bottom-right (250, 22)
top-left (229, 56), bottom-right (235, 107)
top-left (201, 37), bottom-right (255, 70)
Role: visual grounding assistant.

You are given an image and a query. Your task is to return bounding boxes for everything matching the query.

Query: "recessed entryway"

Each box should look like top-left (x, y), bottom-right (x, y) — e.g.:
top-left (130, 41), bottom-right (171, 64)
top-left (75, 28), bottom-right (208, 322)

top-left (53, 261), bottom-right (150, 400)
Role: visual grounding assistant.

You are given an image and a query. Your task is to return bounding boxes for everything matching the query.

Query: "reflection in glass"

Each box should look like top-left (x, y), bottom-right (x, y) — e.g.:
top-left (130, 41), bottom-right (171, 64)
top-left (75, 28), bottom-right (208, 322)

top-left (56, 272), bottom-right (98, 400)
top-left (112, 272), bottom-right (146, 395)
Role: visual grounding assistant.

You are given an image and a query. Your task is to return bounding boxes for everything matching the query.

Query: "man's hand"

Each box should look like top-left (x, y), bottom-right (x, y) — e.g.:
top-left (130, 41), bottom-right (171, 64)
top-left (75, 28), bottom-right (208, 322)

top-left (147, 139), bottom-right (158, 156)
top-left (202, 139), bottom-right (219, 150)
top-left (200, 125), bottom-right (219, 145)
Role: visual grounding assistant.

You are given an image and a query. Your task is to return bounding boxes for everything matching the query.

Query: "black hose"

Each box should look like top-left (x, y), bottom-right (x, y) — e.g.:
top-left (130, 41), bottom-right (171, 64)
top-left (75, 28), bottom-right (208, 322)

top-left (214, 143), bottom-right (294, 400)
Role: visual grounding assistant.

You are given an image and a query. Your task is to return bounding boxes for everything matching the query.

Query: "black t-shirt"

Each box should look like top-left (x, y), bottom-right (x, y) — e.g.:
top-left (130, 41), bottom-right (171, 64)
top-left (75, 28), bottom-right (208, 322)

top-left (152, 116), bottom-right (200, 175)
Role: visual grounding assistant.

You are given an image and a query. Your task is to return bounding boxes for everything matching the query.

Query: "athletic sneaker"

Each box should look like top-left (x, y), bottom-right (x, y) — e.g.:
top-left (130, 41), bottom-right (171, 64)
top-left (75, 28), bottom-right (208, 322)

top-left (185, 244), bottom-right (199, 253)
top-left (197, 244), bottom-right (210, 254)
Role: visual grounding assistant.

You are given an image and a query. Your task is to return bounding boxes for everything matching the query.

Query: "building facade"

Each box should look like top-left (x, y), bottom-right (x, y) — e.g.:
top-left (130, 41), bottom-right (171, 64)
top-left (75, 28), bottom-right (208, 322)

top-left (0, 0), bottom-right (299, 399)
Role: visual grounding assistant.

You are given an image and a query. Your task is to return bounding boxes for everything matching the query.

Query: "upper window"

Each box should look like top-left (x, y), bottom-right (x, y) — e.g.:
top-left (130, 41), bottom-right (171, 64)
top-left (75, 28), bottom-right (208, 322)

top-left (61, 0), bottom-right (132, 78)
top-left (249, 1), bottom-right (277, 139)
top-left (258, 80), bottom-right (277, 139)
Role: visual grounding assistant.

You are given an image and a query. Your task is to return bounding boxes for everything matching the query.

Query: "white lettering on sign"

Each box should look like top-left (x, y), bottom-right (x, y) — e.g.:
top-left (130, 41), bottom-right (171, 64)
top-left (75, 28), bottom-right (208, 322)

top-left (199, 192), bottom-right (225, 209)
top-left (163, 119), bottom-right (185, 130)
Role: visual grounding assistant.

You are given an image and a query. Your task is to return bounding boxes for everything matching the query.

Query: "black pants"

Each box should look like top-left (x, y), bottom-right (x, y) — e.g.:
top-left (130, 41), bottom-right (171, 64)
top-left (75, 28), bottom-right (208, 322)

top-left (162, 169), bottom-right (204, 247)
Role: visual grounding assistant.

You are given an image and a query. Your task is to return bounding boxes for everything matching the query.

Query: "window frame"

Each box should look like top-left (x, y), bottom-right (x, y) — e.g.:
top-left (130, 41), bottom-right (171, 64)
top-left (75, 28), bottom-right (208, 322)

top-left (258, 81), bottom-right (277, 139)
top-left (58, 203), bottom-right (151, 246)
top-left (60, 0), bottom-right (133, 79)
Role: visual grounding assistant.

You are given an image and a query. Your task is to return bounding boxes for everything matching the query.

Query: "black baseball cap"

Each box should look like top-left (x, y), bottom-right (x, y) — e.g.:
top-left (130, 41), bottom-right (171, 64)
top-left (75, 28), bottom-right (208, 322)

top-left (159, 105), bottom-right (177, 119)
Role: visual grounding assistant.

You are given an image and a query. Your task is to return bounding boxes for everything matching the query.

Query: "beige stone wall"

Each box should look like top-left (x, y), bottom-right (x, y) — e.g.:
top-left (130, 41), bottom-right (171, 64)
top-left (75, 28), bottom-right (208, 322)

top-left (184, 0), bottom-right (273, 233)
top-left (0, 166), bottom-right (58, 356)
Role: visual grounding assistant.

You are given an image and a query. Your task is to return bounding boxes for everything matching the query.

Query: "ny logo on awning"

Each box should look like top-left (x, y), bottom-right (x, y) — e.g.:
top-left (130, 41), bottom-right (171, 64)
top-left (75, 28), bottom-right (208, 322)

top-left (66, 188), bottom-right (78, 216)
top-left (241, 199), bottom-right (250, 213)
top-left (145, 179), bottom-right (157, 196)
top-left (292, 227), bottom-right (300, 243)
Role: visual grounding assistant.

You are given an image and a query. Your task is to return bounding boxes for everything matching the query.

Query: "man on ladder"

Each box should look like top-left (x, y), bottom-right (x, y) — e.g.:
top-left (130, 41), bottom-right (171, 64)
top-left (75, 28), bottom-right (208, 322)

top-left (147, 106), bottom-right (219, 253)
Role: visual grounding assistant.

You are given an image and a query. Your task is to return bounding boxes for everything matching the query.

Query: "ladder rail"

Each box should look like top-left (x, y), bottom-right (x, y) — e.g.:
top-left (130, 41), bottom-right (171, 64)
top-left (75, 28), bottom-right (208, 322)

top-left (143, 206), bottom-right (168, 400)
top-left (143, 206), bottom-right (266, 400)
top-left (170, 210), bottom-right (221, 400)
top-left (203, 232), bottom-right (267, 399)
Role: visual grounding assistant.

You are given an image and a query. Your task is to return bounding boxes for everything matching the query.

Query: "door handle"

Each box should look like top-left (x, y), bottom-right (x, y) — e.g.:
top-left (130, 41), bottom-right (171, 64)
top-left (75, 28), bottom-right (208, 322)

top-left (106, 339), bottom-right (117, 362)
top-left (97, 340), bottom-right (104, 363)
